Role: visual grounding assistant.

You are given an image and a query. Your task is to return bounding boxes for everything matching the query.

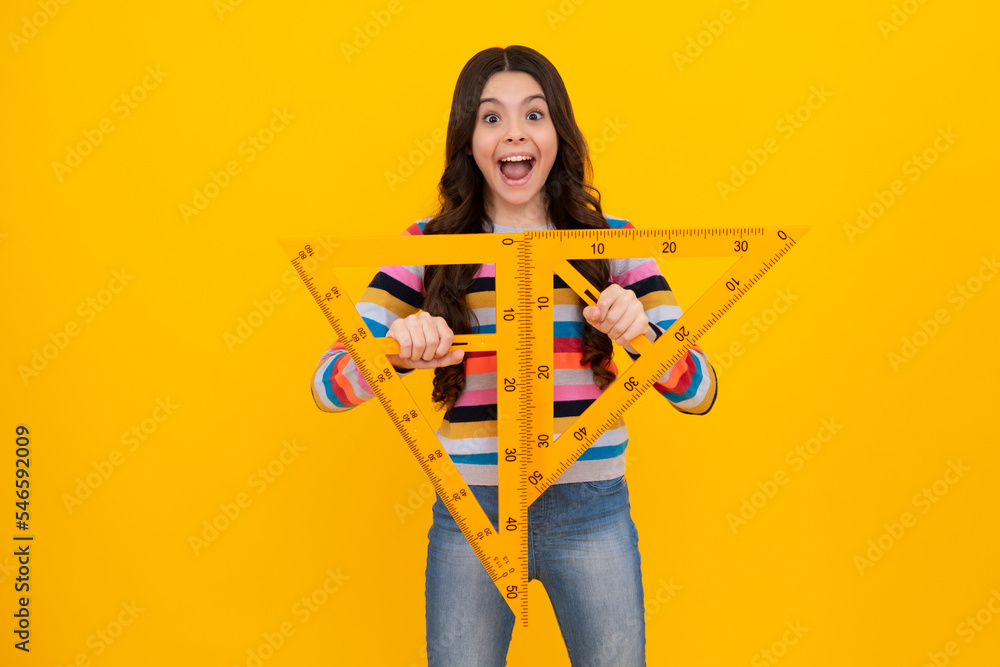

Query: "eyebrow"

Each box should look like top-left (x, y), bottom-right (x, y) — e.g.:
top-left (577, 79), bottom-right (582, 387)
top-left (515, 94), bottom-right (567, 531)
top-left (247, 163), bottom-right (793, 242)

top-left (478, 94), bottom-right (547, 107)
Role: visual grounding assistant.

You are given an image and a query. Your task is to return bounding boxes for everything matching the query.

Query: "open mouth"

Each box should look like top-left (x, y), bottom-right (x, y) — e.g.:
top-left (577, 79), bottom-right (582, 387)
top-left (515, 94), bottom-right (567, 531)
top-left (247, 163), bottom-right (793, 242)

top-left (497, 155), bottom-right (535, 186)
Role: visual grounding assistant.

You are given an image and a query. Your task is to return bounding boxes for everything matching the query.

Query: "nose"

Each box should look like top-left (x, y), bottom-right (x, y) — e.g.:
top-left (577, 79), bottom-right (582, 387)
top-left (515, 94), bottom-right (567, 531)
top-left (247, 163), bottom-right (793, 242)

top-left (504, 119), bottom-right (526, 143)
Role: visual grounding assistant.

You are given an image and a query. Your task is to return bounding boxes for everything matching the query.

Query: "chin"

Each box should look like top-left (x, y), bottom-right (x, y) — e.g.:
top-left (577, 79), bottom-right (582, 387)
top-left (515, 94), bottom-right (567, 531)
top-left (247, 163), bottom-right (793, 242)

top-left (496, 188), bottom-right (541, 207)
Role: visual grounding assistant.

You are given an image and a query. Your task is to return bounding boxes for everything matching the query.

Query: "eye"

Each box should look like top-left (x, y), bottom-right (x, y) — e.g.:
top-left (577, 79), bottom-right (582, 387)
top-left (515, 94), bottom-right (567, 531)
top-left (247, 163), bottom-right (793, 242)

top-left (527, 110), bottom-right (544, 121)
top-left (483, 112), bottom-right (500, 124)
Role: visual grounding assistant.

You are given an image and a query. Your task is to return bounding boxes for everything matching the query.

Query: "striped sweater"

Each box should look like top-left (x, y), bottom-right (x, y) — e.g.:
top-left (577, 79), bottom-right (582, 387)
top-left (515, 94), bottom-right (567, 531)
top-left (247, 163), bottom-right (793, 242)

top-left (311, 214), bottom-right (719, 485)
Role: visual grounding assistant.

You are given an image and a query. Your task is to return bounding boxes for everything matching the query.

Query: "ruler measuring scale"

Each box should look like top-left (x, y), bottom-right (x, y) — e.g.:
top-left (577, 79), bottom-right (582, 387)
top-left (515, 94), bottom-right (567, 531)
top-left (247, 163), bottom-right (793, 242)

top-left (521, 227), bottom-right (809, 501)
top-left (281, 233), bottom-right (533, 623)
top-left (280, 224), bottom-right (809, 628)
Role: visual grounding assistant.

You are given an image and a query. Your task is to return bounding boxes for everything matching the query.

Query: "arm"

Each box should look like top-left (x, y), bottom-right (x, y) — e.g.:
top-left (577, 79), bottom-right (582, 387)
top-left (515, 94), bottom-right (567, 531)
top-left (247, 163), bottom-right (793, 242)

top-left (311, 228), bottom-right (426, 413)
top-left (606, 224), bottom-right (719, 416)
top-left (585, 222), bottom-right (718, 415)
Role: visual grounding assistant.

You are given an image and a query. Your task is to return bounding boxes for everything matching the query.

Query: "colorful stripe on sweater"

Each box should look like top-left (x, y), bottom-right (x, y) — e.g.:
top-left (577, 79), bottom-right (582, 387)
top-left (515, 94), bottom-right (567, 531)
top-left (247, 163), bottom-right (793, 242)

top-left (311, 215), bottom-right (718, 485)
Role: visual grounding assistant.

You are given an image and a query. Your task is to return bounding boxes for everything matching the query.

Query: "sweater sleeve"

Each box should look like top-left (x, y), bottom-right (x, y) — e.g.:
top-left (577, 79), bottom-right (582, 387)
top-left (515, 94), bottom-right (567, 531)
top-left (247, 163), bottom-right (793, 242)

top-left (310, 223), bottom-right (426, 413)
top-left (611, 221), bottom-right (719, 416)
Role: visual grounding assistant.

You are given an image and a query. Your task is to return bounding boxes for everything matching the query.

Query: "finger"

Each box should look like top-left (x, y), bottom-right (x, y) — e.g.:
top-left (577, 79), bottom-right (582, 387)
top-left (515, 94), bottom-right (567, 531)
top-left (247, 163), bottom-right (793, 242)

top-left (406, 348), bottom-right (463, 370)
top-left (604, 297), bottom-right (633, 341)
top-left (407, 320), bottom-right (427, 361)
top-left (441, 348), bottom-right (465, 366)
top-left (587, 284), bottom-right (620, 324)
top-left (419, 318), bottom-right (439, 361)
top-left (385, 353), bottom-right (415, 370)
top-left (594, 289), bottom-right (615, 323)
top-left (623, 302), bottom-right (648, 337)
top-left (389, 323), bottom-right (412, 359)
top-left (618, 312), bottom-right (649, 346)
top-left (608, 302), bottom-right (649, 347)
top-left (584, 305), bottom-right (610, 328)
top-left (434, 318), bottom-right (454, 358)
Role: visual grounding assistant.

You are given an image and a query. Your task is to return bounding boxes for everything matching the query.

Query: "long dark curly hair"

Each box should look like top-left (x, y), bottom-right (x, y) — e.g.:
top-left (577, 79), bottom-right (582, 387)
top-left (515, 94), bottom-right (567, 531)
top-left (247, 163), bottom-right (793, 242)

top-left (423, 45), bottom-right (614, 410)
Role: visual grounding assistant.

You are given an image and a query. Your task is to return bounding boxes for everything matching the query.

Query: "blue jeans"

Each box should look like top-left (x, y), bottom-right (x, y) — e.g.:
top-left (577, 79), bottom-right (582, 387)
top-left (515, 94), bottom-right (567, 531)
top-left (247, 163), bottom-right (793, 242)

top-left (425, 476), bottom-right (646, 666)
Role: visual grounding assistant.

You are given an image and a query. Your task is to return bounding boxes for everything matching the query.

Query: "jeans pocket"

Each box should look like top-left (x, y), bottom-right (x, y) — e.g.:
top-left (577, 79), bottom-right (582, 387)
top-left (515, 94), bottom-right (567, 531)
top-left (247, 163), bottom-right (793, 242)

top-left (583, 474), bottom-right (626, 492)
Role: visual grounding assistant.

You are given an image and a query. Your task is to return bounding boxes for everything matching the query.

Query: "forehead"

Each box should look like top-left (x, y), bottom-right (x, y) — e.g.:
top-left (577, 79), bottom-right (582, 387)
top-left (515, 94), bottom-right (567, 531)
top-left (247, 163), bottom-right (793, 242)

top-left (479, 71), bottom-right (546, 105)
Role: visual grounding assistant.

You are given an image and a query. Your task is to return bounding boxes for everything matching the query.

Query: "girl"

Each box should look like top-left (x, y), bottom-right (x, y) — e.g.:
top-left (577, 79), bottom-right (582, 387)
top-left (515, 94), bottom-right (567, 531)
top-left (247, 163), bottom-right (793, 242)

top-left (311, 45), bottom-right (718, 667)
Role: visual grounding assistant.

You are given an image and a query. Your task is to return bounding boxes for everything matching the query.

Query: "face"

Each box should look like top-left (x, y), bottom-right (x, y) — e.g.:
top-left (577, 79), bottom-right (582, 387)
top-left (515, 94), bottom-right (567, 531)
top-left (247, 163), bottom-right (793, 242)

top-left (468, 71), bottom-right (559, 225)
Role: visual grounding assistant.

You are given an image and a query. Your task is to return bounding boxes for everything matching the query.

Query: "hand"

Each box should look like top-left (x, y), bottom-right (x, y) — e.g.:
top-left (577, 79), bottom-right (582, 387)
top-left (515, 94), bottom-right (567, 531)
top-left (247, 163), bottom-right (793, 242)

top-left (582, 284), bottom-right (651, 348)
top-left (385, 312), bottom-right (465, 370)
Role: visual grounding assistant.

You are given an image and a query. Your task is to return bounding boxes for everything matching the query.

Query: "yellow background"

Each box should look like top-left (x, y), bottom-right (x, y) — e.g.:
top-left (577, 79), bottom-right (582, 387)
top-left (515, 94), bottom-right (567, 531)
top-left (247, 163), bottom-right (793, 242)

top-left (3, 0), bottom-right (999, 665)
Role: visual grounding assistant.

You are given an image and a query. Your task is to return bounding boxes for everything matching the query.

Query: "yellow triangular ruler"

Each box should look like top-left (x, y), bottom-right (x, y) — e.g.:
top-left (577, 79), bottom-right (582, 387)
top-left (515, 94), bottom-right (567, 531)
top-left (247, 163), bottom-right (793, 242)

top-left (280, 225), bottom-right (808, 628)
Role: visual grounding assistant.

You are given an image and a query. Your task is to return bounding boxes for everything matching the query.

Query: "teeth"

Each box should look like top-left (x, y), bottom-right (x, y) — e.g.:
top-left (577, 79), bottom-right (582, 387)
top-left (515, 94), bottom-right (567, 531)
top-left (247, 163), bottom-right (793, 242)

top-left (500, 155), bottom-right (533, 162)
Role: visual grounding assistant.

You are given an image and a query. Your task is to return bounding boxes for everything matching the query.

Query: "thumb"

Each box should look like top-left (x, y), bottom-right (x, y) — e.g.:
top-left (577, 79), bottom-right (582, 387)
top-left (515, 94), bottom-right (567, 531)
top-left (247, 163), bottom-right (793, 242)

top-left (443, 348), bottom-right (465, 366)
top-left (583, 305), bottom-right (599, 322)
